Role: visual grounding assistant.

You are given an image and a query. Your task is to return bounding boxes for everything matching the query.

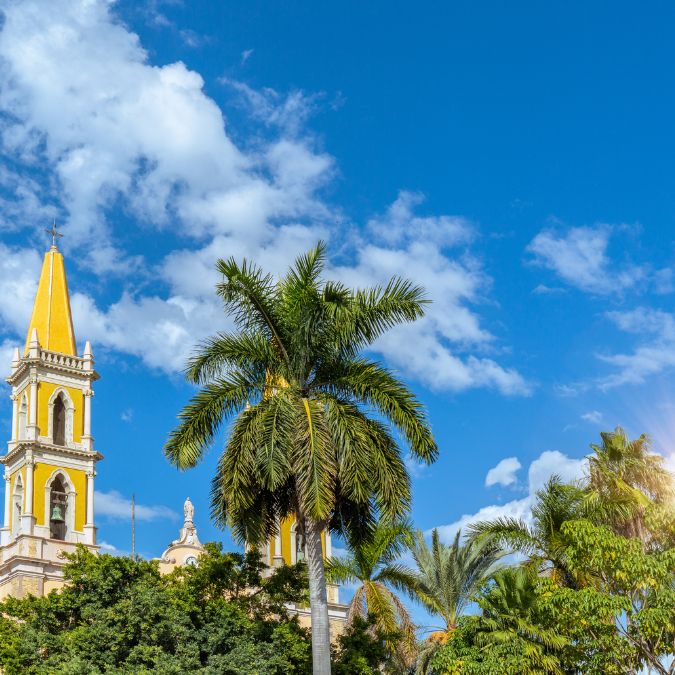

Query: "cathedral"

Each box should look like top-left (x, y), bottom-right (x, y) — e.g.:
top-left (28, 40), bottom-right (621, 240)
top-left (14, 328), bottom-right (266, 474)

top-left (0, 238), bottom-right (347, 632)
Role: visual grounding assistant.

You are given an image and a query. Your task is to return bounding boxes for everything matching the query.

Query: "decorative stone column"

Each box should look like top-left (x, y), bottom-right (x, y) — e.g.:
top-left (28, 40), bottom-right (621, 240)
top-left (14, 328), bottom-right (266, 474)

top-left (83, 470), bottom-right (96, 545)
top-left (1, 471), bottom-right (11, 545)
top-left (273, 517), bottom-right (284, 567)
top-left (21, 456), bottom-right (35, 534)
top-left (82, 389), bottom-right (94, 451)
top-left (10, 393), bottom-right (18, 443)
top-left (27, 375), bottom-right (39, 441)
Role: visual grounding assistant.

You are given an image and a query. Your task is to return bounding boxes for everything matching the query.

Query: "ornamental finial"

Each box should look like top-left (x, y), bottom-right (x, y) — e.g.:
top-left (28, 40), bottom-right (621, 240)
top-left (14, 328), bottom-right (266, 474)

top-left (45, 221), bottom-right (64, 249)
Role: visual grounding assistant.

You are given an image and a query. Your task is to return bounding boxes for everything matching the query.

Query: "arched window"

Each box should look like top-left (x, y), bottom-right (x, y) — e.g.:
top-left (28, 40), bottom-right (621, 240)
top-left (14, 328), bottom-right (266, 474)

top-left (12, 475), bottom-right (23, 537)
top-left (49, 475), bottom-right (68, 541)
top-left (53, 395), bottom-right (66, 446)
top-left (17, 395), bottom-right (27, 441)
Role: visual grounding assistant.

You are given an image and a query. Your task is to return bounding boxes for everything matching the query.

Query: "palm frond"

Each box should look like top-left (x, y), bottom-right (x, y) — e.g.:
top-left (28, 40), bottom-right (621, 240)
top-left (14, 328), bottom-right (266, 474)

top-left (216, 256), bottom-right (290, 366)
top-left (337, 277), bottom-right (428, 353)
top-left (185, 331), bottom-right (276, 385)
top-left (164, 372), bottom-right (257, 468)
top-left (319, 358), bottom-right (437, 463)
top-left (292, 398), bottom-right (336, 521)
top-left (324, 556), bottom-right (360, 585)
top-left (469, 517), bottom-right (539, 557)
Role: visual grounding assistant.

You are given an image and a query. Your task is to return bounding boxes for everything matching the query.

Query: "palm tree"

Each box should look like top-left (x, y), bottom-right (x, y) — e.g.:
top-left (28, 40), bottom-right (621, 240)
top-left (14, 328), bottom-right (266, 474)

top-left (326, 521), bottom-right (418, 665)
top-left (586, 427), bottom-right (674, 546)
top-left (469, 476), bottom-right (587, 588)
top-left (472, 567), bottom-right (566, 674)
top-left (409, 528), bottom-right (502, 673)
top-left (164, 242), bottom-right (437, 674)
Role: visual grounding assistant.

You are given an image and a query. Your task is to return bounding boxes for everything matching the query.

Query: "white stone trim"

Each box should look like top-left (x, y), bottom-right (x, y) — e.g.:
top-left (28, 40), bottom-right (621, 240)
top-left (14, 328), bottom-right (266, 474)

top-left (17, 393), bottom-right (28, 441)
top-left (3, 471), bottom-right (10, 530)
top-left (11, 473), bottom-right (23, 538)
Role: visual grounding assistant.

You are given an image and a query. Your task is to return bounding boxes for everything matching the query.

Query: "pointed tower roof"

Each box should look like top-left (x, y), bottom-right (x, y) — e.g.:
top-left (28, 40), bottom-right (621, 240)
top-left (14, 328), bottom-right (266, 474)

top-left (24, 244), bottom-right (77, 356)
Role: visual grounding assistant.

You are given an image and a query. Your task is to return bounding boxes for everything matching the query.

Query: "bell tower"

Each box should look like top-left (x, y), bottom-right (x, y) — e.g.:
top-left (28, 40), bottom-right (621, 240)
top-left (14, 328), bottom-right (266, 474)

top-left (0, 236), bottom-right (102, 598)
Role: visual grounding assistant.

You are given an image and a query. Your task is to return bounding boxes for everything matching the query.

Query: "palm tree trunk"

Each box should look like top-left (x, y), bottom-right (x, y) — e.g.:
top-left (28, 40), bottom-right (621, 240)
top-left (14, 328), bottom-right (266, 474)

top-left (305, 516), bottom-right (332, 675)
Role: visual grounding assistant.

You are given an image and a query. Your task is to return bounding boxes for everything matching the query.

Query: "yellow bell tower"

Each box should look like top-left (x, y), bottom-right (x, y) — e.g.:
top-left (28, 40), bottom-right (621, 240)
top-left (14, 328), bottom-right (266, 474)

top-left (0, 237), bottom-right (102, 598)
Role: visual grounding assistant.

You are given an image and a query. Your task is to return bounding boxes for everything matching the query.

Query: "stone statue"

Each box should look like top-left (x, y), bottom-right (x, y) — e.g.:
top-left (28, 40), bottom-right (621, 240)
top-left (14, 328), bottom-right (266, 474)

top-left (183, 496), bottom-right (194, 524)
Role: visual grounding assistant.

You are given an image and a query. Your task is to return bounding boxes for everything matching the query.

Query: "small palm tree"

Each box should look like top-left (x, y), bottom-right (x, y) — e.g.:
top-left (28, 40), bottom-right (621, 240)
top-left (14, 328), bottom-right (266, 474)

top-left (586, 427), bottom-right (675, 546)
top-left (164, 243), bottom-right (437, 674)
top-left (410, 528), bottom-right (502, 673)
top-left (469, 476), bottom-right (586, 588)
top-left (326, 521), bottom-right (418, 665)
top-left (472, 567), bottom-right (566, 674)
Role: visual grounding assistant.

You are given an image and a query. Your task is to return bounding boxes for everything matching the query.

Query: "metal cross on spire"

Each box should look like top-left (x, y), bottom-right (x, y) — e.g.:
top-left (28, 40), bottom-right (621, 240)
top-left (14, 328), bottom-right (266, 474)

top-left (45, 221), bottom-right (64, 249)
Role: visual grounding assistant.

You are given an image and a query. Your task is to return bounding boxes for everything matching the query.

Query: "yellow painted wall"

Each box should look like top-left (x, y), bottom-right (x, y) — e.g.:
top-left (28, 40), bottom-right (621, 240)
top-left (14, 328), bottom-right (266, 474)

top-left (8, 466), bottom-right (26, 531)
top-left (37, 382), bottom-right (83, 443)
top-left (273, 516), bottom-right (327, 564)
top-left (43, 579), bottom-right (65, 594)
top-left (33, 464), bottom-right (86, 532)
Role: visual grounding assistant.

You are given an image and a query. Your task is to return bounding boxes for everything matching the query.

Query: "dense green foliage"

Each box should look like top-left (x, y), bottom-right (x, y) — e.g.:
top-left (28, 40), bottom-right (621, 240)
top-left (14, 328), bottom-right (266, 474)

top-left (0, 544), bottom-right (313, 674)
top-left (0, 543), bottom-right (404, 674)
top-left (332, 616), bottom-right (400, 675)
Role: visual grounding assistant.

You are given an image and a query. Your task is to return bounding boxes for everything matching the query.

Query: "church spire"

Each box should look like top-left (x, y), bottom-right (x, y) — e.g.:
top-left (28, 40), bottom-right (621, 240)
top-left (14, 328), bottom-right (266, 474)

top-left (24, 241), bottom-right (77, 357)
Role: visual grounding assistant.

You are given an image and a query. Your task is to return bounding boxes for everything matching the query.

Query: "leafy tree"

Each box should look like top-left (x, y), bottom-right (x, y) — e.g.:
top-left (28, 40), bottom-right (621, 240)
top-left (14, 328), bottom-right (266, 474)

top-left (410, 529), bottom-right (502, 633)
top-left (164, 242), bottom-right (437, 673)
top-left (470, 567), bottom-right (566, 674)
top-left (430, 568), bottom-right (566, 675)
top-left (332, 615), bottom-right (398, 675)
top-left (433, 520), bottom-right (675, 675)
top-left (586, 427), bottom-right (675, 548)
top-left (469, 476), bottom-right (587, 588)
top-left (559, 519), bottom-right (675, 675)
top-left (0, 545), bottom-right (313, 674)
top-left (409, 528), bottom-right (501, 673)
top-left (326, 521), bottom-right (418, 664)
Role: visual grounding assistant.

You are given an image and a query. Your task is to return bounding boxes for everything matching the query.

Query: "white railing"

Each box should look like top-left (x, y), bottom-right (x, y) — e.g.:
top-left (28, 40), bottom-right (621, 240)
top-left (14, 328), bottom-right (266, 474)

top-left (40, 350), bottom-right (85, 370)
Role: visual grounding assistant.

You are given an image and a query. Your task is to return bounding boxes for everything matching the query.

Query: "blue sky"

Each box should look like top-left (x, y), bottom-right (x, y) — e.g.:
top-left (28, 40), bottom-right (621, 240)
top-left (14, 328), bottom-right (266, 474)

top-left (1, 0), bottom-right (675, 624)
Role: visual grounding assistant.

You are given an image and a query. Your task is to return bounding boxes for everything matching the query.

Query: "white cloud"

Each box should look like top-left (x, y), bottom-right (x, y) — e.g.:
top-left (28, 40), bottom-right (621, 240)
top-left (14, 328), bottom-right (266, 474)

top-left (98, 540), bottom-right (127, 556)
top-left (221, 79), bottom-right (322, 136)
top-left (434, 450), bottom-right (585, 543)
top-left (0, 244), bottom-right (43, 337)
top-left (240, 48), bottom-right (254, 65)
top-left (597, 308), bottom-right (675, 388)
top-left (0, 0), bottom-right (310, 253)
top-left (332, 231), bottom-right (530, 396)
top-left (367, 190), bottom-right (473, 248)
top-left (485, 456), bottom-right (521, 487)
top-left (581, 410), bottom-right (603, 424)
top-left (0, 0), bottom-right (528, 396)
top-left (0, 339), bottom-right (18, 375)
top-left (405, 453), bottom-right (428, 479)
top-left (527, 225), bottom-right (644, 295)
top-left (121, 409), bottom-right (133, 423)
top-left (527, 450), bottom-right (585, 493)
top-left (95, 490), bottom-right (178, 522)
